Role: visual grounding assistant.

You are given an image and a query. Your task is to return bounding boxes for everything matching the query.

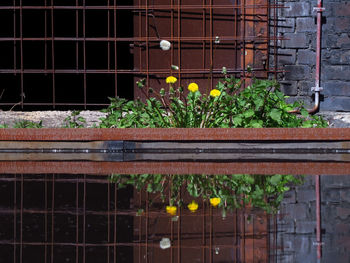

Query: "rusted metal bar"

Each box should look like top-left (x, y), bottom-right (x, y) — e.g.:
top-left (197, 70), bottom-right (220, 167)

top-left (315, 174), bottom-right (322, 259)
top-left (0, 36), bottom-right (284, 42)
top-left (0, 128), bottom-right (349, 141)
top-left (0, 5), bottom-right (286, 11)
top-left (1, 161), bottom-right (349, 175)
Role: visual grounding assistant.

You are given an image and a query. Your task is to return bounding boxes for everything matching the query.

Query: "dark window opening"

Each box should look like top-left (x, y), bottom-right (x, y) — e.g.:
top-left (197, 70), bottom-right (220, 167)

top-left (0, 1), bottom-right (275, 110)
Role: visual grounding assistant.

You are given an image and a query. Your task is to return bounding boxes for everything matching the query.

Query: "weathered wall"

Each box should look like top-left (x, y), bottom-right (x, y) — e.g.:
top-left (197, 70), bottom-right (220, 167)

top-left (277, 1), bottom-right (350, 262)
top-left (278, 0), bottom-right (350, 111)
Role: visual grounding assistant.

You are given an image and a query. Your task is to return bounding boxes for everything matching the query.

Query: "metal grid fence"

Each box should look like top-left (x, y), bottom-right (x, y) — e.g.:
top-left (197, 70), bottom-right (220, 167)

top-left (0, 174), bottom-right (275, 263)
top-left (0, 0), bottom-right (280, 110)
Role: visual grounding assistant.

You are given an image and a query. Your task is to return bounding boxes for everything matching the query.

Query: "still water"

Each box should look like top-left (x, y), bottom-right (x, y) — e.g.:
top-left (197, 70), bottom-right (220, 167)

top-left (0, 138), bottom-right (349, 262)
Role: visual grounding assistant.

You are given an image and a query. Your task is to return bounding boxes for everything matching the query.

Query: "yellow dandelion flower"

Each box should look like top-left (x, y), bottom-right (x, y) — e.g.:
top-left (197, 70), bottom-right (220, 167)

top-left (166, 205), bottom-right (177, 215)
top-left (166, 76), bottom-right (177, 84)
top-left (210, 89), bottom-right (221, 97)
top-left (210, 197), bottom-right (221, 207)
top-left (188, 83), bottom-right (199, 93)
top-left (187, 200), bottom-right (199, 212)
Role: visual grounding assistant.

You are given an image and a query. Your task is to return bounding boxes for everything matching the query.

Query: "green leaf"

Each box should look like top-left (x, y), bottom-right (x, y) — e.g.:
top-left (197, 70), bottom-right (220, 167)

top-left (269, 108), bottom-right (281, 122)
top-left (243, 109), bottom-right (255, 118)
top-left (270, 174), bottom-right (282, 185)
top-left (233, 116), bottom-right (243, 126)
top-left (300, 108), bottom-right (309, 118)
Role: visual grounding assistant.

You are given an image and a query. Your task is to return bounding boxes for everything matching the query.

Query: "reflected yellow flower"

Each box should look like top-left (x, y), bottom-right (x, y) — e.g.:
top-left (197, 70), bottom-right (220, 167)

top-left (210, 197), bottom-right (221, 207)
top-left (188, 83), bottom-right (199, 93)
top-left (210, 89), bottom-right (221, 97)
top-left (166, 76), bottom-right (177, 84)
top-left (166, 205), bottom-right (177, 215)
top-left (187, 200), bottom-right (199, 212)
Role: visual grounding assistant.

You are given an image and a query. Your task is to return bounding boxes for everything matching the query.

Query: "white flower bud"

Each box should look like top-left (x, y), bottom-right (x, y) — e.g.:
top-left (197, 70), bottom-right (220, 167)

top-left (160, 40), bottom-right (171, 51)
top-left (159, 237), bottom-right (171, 249)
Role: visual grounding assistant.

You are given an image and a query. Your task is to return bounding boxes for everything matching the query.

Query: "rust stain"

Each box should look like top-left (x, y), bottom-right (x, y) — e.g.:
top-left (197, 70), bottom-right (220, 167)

top-left (0, 161), bottom-right (349, 175)
top-left (0, 128), bottom-right (349, 141)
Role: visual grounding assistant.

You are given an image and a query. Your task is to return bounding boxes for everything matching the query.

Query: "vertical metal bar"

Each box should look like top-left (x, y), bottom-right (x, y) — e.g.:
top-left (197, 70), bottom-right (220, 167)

top-left (44, 175), bottom-right (48, 263)
top-left (274, 213), bottom-right (277, 263)
top-left (44, 0), bottom-right (48, 73)
top-left (177, 191), bottom-right (181, 263)
top-left (240, 0), bottom-right (246, 82)
top-left (51, 0), bottom-right (56, 109)
top-left (13, 0), bottom-right (16, 75)
top-left (76, 175), bottom-right (79, 263)
top-left (51, 175), bottom-right (55, 263)
top-left (20, 175), bottom-right (23, 263)
top-left (83, 0), bottom-right (87, 109)
top-left (266, 0), bottom-right (270, 76)
top-left (234, 0), bottom-right (238, 74)
top-left (13, 175), bottom-right (17, 263)
top-left (273, 0), bottom-right (277, 79)
top-left (209, 204), bottom-right (212, 263)
top-left (209, 0), bottom-right (213, 89)
top-left (76, 0), bottom-right (79, 71)
top-left (202, 0), bottom-right (206, 73)
top-left (114, 183), bottom-right (117, 263)
top-left (138, 189), bottom-right (141, 263)
top-left (170, 180), bottom-right (174, 263)
top-left (114, 0), bottom-right (118, 97)
top-left (83, 174), bottom-right (86, 263)
top-left (138, 0), bottom-right (142, 77)
top-left (202, 200), bottom-right (205, 262)
top-left (315, 175), bottom-right (322, 259)
top-left (107, 0), bottom-right (111, 72)
top-left (235, 209), bottom-right (238, 262)
top-left (19, 0), bottom-right (24, 109)
top-left (145, 192), bottom-right (149, 263)
top-left (177, 0), bottom-right (181, 84)
top-left (145, 0), bottom-right (150, 88)
top-left (171, 0), bottom-right (174, 74)
top-left (107, 180), bottom-right (111, 263)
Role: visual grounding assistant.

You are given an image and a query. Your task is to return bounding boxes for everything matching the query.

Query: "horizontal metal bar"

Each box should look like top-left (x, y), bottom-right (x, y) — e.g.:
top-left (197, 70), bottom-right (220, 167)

top-left (0, 161), bottom-right (349, 175)
top-left (0, 36), bottom-right (283, 42)
top-left (0, 5), bottom-right (285, 10)
top-left (0, 68), bottom-right (283, 75)
top-left (1, 141), bottom-right (349, 162)
top-left (0, 128), bottom-right (349, 141)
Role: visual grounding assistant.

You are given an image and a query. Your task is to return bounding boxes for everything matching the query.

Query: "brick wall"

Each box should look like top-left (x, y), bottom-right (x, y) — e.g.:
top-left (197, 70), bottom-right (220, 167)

top-left (277, 0), bottom-right (350, 111)
top-left (277, 175), bottom-right (350, 262)
top-left (277, 2), bottom-right (350, 262)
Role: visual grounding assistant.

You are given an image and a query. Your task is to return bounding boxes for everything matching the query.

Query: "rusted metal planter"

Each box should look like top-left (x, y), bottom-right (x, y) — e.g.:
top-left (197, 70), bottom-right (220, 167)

top-left (0, 128), bottom-right (349, 175)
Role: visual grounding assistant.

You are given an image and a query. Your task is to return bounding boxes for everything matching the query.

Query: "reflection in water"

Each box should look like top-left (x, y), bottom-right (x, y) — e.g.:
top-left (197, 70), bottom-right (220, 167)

top-left (0, 174), bottom-right (277, 263)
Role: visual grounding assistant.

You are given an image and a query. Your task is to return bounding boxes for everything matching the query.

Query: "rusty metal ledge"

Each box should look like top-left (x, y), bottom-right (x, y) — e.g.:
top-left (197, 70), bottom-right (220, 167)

top-left (0, 128), bottom-right (349, 141)
top-left (0, 161), bottom-right (349, 175)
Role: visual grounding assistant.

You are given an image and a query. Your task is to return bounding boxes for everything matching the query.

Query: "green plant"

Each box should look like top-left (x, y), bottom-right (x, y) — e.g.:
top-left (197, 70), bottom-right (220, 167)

top-left (0, 123), bottom-right (8, 128)
top-left (13, 120), bottom-right (43, 128)
top-left (110, 174), bottom-right (302, 213)
top-left (63, 111), bottom-right (86, 128)
top-left (100, 72), bottom-right (327, 129)
top-left (104, 69), bottom-right (327, 213)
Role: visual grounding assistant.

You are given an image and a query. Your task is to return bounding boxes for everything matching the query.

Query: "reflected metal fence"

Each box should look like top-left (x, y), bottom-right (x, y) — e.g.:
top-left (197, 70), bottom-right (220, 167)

top-left (0, 175), bottom-right (274, 263)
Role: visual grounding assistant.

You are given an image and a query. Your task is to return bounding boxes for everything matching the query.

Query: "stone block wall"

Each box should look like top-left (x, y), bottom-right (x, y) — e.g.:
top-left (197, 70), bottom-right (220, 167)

top-left (277, 175), bottom-right (350, 262)
top-left (277, 0), bottom-right (350, 111)
top-left (276, 1), bottom-right (350, 262)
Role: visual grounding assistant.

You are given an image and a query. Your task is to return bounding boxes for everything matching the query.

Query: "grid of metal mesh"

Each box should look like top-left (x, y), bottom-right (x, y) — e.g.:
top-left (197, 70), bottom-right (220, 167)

top-left (0, 175), bottom-right (276, 263)
top-left (0, 0), bottom-right (279, 110)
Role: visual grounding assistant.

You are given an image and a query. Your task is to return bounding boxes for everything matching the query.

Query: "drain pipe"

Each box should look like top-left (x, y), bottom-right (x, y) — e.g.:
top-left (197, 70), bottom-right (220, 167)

top-left (315, 0), bottom-right (324, 260)
top-left (315, 174), bottom-right (322, 261)
top-left (290, 0), bottom-right (324, 114)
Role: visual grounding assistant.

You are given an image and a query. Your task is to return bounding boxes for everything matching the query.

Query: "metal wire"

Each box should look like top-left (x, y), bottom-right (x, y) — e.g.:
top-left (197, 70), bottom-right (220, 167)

top-left (0, 1), bottom-right (280, 109)
top-left (0, 175), bottom-right (275, 262)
